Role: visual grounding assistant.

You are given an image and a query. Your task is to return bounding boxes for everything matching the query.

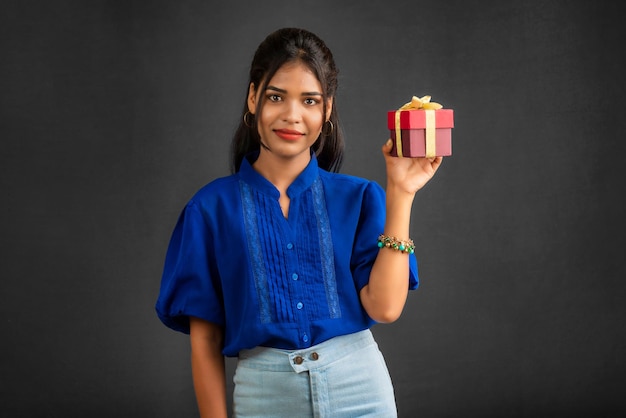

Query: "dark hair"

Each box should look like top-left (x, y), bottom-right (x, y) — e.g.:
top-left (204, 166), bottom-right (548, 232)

top-left (230, 28), bottom-right (344, 173)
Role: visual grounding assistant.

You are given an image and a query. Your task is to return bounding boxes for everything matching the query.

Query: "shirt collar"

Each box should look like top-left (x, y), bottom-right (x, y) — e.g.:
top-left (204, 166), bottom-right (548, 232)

top-left (238, 152), bottom-right (320, 199)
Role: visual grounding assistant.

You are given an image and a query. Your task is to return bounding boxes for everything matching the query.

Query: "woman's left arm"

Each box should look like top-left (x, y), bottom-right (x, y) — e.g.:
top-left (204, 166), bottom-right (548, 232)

top-left (360, 140), bottom-right (443, 323)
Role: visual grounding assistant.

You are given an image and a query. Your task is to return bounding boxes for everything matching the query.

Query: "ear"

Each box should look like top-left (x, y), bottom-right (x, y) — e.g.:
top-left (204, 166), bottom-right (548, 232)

top-left (325, 97), bottom-right (333, 121)
top-left (247, 83), bottom-right (257, 114)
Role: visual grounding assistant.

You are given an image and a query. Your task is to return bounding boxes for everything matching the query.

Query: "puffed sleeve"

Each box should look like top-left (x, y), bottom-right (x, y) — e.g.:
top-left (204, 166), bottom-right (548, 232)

top-left (155, 200), bottom-right (225, 334)
top-left (351, 181), bottom-right (419, 291)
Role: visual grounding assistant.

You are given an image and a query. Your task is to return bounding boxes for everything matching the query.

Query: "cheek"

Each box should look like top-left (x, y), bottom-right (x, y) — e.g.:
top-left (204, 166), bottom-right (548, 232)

top-left (257, 110), bottom-right (273, 131)
top-left (309, 113), bottom-right (325, 132)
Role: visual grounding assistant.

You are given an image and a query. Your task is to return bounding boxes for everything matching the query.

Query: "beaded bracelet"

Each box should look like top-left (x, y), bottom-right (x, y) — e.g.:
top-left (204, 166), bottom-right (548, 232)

top-left (377, 234), bottom-right (415, 254)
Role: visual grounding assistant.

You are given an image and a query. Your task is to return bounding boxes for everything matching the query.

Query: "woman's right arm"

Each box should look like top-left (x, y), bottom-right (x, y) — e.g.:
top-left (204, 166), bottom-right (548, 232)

top-left (189, 317), bottom-right (227, 418)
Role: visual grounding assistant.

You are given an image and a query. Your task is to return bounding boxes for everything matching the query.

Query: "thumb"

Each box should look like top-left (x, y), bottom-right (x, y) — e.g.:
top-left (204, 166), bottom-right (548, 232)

top-left (382, 139), bottom-right (393, 154)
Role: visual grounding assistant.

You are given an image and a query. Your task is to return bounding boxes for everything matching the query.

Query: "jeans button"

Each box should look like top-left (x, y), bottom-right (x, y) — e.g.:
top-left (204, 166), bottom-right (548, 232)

top-left (294, 356), bottom-right (304, 365)
top-left (310, 352), bottom-right (319, 361)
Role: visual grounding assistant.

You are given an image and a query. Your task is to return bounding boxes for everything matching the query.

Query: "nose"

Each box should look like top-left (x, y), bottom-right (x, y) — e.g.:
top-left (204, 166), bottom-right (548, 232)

top-left (281, 100), bottom-right (301, 123)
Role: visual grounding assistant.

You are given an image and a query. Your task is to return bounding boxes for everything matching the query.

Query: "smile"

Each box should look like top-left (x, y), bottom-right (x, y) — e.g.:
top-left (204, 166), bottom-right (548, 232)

top-left (273, 129), bottom-right (304, 141)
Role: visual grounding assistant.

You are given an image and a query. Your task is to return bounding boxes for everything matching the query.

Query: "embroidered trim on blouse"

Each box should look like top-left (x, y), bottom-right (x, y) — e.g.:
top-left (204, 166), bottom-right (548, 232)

top-left (240, 176), bottom-right (342, 325)
top-left (240, 181), bottom-right (273, 324)
top-left (311, 178), bottom-right (342, 319)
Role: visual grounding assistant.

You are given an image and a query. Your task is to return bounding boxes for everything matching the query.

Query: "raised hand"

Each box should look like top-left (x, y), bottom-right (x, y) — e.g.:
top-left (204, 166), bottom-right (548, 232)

top-left (381, 139), bottom-right (443, 196)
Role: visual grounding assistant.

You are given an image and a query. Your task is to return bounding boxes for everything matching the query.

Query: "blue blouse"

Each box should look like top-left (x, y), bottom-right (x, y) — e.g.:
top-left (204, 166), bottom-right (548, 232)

top-left (156, 153), bottom-right (418, 357)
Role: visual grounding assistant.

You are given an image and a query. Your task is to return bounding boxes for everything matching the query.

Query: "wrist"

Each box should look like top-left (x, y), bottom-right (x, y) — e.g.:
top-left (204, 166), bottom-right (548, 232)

top-left (385, 186), bottom-right (414, 216)
top-left (385, 182), bottom-right (417, 201)
top-left (384, 195), bottom-right (413, 239)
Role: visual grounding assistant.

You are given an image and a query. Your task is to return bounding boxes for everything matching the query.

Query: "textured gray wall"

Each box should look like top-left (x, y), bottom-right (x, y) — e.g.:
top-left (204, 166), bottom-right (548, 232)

top-left (2, 1), bottom-right (624, 417)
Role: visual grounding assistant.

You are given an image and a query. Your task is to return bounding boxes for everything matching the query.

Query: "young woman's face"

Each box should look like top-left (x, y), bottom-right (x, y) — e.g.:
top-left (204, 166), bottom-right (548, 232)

top-left (248, 61), bottom-right (332, 167)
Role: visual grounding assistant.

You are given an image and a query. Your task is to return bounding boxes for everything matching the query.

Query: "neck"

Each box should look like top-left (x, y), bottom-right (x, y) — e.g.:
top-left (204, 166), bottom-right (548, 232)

top-left (253, 149), bottom-right (311, 192)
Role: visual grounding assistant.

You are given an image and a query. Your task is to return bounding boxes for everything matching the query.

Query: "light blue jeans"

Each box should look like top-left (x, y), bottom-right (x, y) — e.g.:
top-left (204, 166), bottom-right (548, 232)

top-left (233, 329), bottom-right (397, 417)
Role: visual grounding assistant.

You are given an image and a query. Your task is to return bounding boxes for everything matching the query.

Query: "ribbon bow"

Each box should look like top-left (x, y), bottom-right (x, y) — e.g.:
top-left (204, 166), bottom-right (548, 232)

top-left (394, 95), bottom-right (442, 158)
top-left (399, 95), bottom-right (443, 111)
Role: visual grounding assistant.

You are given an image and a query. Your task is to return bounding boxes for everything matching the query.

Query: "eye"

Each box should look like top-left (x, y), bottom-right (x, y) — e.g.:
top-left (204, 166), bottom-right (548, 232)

top-left (267, 94), bottom-right (282, 102)
top-left (304, 98), bottom-right (319, 106)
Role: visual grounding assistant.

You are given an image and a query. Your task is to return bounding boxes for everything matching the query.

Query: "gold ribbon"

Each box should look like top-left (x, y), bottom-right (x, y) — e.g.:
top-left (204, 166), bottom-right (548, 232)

top-left (394, 95), bottom-right (442, 158)
top-left (425, 109), bottom-right (436, 159)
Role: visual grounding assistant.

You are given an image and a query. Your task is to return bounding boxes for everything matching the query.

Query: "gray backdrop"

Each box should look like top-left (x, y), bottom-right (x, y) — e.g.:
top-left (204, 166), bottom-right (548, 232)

top-left (2, 1), bottom-right (625, 417)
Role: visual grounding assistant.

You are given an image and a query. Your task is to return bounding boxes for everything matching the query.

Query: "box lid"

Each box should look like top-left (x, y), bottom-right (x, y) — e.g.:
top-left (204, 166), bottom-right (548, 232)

top-left (387, 108), bottom-right (454, 129)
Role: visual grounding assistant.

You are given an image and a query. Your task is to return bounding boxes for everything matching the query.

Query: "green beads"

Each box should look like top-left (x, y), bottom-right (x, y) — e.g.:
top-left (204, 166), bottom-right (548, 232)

top-left (377, 234), bottom-right (415, 254)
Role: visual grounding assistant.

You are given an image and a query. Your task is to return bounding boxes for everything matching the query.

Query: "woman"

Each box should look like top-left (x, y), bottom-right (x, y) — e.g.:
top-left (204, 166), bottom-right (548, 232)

top-left (156, 27), bottom-right (442, 417)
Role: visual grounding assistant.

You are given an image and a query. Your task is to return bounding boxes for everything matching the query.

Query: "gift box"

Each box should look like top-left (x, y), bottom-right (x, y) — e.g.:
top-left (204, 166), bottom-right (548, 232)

top-left (387, 96), bottom-right (454, 158)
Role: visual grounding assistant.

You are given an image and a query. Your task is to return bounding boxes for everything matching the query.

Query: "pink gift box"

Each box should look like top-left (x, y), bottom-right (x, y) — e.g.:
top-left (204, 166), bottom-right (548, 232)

top-left (387, 108), bottom-right (454, 157)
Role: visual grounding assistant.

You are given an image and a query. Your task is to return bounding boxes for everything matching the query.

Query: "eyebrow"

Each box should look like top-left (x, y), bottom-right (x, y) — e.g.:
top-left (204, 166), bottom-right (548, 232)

top-left (266, 85), bottom-right (323, 96)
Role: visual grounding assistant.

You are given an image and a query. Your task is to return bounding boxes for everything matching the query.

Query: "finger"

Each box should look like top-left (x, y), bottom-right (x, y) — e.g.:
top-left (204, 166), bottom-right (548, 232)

top-left (431, 156), bottom-right (443, 171)
top-left (382, 139), bottom-right (393, 155)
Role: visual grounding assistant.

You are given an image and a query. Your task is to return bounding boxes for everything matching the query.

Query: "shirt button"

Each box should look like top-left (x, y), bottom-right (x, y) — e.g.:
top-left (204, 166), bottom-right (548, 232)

top-left (287, 243), bottom-right (294, 250)
top-left (296, 302), bottom-right (303, 310)
top-left (291, 273), bottom-right (299, 281)
top-left (310, 352), bottom-right (319, 361)
top-left (302, 334), bottom-right (309, 343)
top-left (294, 356), bottom-right (304, 365)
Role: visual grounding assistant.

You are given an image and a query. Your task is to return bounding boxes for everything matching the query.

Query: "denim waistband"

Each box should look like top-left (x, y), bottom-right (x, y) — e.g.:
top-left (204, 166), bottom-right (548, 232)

top-left (237, 329), bottom-right (377, 374)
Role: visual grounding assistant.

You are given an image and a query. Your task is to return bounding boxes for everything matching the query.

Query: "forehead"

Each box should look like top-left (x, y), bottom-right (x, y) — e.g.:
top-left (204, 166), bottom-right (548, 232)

top-left (267, 61), bottom-right (321, 91)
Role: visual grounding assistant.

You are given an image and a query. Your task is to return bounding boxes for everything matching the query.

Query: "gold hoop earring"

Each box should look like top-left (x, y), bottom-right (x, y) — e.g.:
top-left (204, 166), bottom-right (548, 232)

top-left (322, 120), bottom-right (334, 136)
top-left (243, 111), bottom-right (255, 128)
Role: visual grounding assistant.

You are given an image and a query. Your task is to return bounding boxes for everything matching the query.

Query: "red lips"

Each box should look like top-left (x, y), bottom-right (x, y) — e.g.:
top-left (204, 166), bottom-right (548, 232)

top-left (274, 129), bottom-right (304, 141)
